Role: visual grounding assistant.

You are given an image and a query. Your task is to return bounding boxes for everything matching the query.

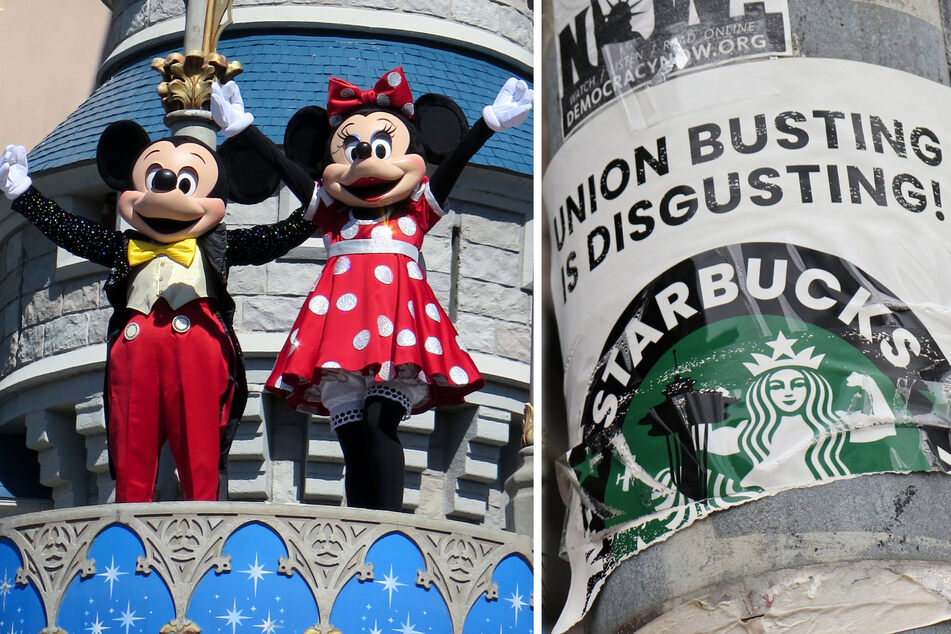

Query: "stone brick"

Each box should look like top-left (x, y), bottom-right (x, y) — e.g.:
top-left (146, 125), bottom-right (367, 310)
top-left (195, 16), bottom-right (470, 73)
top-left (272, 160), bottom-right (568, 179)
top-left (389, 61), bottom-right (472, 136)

top-left (498, 2), bottom-right (534, 48)
top-left (427, 212), bottom-right (455, 238)
top-left (75, 396), bottom-right (106, 436)
top-left (266, 262), bottom-right (317, 296)
top-left (496, 321), bottom-right (531, 360)
top-left (148, 0), bottom-right (185, 23)
top-left (225, 197), bottom-right (279, 227)
top-left (307, 418), bottom-right (343, 463)
top-left (453, 313), bottom-right (497, 353)
top-left (227, 462), bottom-right (269, 500)
top-left (2, 333), bottom-right (17, 375)
top-left (403, 0), bottom-right (450, 18)
top-left (461, 212), bottom-right (525, 252)
top-left (241, 296), bottom-right (307, 332)
top-left (402, 432), bottom-right (430, 472)
top-left (459, 241), bottom-right (521, 286)
top-left (484, 489), bottom-right (505, 529)
top-left (85, 434), bottom-right (110, 473)
top-left (403, 484), bottom-right (421, 510)
top-left (22, 289), bottom-right (63, 327)
top-left (46, 314), bottom-right (90, 355)
top-left (464, 454), bottom-right (499, 483)
top-left (456, 278), bottom-right (530, 324)
top-left (105, 2), bottom-right (150, 53)
top-left (427, 270), bottom-right (452, 308)
top-left (230, 419), bottom-right (267, 460)
top-left (471, 416), bottom-right (511, 446)
top-left (451, 480), bottom-right (489, 520)
top-left (452, 0), bottom-right (500, 31)
top-left (414, 469), bottom-right (447, 519)
top-left (61, 280), bottom-right (100, 314)
top-left (422, 236), bottom-right (453, 273)
top-left (25, 411), bottom-right (52, 451)
top-left (16, 325), bottom-right (44, 365)
top-left (228, 264), bottom-right (268, 295)
top-left (402, 410), bottom-right (435, 434)
top-left (303, 461), bottom-right (345, 502)
top-left (271, 460), bottom-right (298, 503)
top-left (308, 439), bottom-right (344, 462)
top-left (88, 309), bottom-right (111, 345)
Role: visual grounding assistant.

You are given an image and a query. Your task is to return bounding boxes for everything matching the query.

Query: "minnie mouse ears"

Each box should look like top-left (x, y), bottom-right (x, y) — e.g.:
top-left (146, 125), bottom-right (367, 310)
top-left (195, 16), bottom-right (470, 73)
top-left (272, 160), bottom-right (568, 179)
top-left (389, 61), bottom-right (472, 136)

top-left (282, 93), bottom-right (471, 172)
top-left (414, 95), bottom-right (469, 163)
top-left (283, 106), bottom-right (331, 181)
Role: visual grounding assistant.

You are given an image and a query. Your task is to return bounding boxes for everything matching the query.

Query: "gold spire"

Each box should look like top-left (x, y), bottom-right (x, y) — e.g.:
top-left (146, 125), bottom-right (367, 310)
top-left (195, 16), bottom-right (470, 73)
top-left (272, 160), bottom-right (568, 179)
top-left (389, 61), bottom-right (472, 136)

top-left (152, 0), bottom-right (243, 113)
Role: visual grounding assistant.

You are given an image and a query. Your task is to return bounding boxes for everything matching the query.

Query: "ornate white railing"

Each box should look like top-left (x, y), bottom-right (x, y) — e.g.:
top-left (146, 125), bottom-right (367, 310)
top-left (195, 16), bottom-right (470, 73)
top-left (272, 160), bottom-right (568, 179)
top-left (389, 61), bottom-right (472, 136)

top-left (0, 503), bottom-right (533, 633)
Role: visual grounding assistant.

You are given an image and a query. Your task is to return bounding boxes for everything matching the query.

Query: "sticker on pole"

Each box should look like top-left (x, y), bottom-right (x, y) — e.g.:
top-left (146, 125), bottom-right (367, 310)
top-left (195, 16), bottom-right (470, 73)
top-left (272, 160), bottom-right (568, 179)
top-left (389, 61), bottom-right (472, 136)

top-left (566, 241), bottom-right (951, 614)
top-left (555, 0), bottom-right (791, 136)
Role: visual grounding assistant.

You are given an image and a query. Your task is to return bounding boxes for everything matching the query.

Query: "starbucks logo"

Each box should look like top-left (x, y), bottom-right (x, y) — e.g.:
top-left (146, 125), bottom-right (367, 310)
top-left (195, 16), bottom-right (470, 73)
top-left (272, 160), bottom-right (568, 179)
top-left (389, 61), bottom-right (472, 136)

top-left (570, 243), bottom-right (951, 544)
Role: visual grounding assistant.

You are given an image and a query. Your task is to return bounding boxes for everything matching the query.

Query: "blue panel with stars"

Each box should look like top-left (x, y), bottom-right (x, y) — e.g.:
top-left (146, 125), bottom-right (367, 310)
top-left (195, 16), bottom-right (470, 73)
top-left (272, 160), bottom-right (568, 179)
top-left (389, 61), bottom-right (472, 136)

top-left (186, 521), bottom-right (319, 633)
top-left (462, 555), bottom-right (533, 634)
top-left (0, 538), bottom-right (45, 634)
top-left (330, 532), bottom-right (451, 634)
top-left (57, 524), bottom-right (174, 634)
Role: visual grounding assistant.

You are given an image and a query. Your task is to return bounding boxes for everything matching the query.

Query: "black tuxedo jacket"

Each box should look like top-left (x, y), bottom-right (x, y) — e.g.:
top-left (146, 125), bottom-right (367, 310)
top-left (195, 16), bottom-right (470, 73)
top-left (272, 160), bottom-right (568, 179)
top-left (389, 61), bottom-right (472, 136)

top-left (12, 186), bottom-right (315, 475)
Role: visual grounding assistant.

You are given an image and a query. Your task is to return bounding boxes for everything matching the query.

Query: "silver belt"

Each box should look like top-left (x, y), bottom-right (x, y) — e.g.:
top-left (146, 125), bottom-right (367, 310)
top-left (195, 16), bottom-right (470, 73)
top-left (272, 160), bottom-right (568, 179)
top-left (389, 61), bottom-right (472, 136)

top-left (327, 239), bottom-right (420, 262)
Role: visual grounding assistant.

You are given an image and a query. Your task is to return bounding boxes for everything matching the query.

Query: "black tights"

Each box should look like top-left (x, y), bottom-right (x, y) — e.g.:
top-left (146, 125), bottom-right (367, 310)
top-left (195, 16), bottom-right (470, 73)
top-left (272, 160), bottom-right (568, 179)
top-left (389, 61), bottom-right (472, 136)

top-left (334, 396), bottom-right (406, 511)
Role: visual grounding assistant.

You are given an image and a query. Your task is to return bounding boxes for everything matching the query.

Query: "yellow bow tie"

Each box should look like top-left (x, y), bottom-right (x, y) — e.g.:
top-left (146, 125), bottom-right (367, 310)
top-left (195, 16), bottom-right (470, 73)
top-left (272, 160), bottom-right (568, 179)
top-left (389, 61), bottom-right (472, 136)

top-left (128, 238), bottom-right (197, 268)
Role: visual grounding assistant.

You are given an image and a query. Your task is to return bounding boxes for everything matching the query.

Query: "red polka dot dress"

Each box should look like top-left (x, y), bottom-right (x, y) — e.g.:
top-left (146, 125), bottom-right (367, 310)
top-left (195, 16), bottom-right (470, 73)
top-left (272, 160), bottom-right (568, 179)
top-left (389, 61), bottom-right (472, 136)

top-left (265, 179), bottom-right (484, 415)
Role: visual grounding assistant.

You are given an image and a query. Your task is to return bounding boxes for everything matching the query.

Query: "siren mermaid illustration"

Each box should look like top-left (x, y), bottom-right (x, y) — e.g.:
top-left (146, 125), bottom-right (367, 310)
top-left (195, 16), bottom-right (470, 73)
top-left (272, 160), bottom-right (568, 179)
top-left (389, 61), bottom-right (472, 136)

top-left (648, 331), bottom-right (907, 527)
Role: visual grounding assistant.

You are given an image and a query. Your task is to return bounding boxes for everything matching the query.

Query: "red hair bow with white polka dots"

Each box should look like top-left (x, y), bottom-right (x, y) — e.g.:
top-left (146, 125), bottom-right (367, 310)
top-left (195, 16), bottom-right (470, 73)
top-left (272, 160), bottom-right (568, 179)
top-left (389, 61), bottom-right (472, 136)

top-left (326, 66), bottom-right (415, 126)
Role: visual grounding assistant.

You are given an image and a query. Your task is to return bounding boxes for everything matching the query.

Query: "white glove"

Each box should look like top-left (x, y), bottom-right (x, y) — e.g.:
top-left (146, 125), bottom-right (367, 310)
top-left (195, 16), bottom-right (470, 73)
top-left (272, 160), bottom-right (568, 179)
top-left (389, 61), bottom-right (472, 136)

top-left (211, 80), bottom-right (254, 138)
top-left (0, 145), bottom-right (31, 200)
top-left (482, 78), bottom-right (533, 132)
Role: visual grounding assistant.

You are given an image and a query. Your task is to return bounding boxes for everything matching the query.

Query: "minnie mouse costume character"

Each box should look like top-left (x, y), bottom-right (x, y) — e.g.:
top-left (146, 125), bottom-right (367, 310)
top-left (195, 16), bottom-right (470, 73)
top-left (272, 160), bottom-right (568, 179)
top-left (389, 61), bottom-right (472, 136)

top-left (0, 123), bottom-right (315, 502)
top-left (212, 67), bottom-right (532, 510)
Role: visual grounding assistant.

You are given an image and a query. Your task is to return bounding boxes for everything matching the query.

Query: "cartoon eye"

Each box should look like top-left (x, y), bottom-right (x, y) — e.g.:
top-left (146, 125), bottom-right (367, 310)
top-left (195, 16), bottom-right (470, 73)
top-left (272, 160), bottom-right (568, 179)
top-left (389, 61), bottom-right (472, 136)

top-left (145, 166), bottom-right (162, 190)
top-left (343, 136), bottom-right (361, 163)
top-left (370, 134), bottom-right (392, 160)
top-left (177, 170), bottom-right (198, 196)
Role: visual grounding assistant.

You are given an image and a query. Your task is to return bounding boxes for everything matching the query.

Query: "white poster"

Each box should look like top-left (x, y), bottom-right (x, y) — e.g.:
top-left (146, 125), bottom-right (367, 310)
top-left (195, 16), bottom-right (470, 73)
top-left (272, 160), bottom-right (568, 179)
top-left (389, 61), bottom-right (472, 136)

top-left (545, 57), bottom-right (951, 631)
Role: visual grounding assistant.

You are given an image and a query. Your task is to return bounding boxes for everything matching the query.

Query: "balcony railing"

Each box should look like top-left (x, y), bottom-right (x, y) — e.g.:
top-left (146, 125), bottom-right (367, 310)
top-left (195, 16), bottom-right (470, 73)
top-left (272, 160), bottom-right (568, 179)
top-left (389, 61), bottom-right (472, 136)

top-left (0, 502), bottom-right (533, 633)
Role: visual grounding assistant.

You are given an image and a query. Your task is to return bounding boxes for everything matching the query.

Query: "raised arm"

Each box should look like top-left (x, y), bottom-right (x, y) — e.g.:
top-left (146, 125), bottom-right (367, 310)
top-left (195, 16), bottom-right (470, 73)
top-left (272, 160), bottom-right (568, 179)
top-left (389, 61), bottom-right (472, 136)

top-left (212, 81), bottom-right (317, 211)
top-left (429, 78), bottom-right (533, 206)
top-left (2, 145), bottom-right (121, 267)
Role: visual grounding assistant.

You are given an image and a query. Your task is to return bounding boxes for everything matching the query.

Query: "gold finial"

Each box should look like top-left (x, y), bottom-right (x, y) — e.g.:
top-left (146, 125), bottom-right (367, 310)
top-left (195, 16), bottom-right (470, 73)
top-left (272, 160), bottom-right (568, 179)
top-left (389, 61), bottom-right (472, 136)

top-left (202, 0), bottom-right (234, 56)
top-left (160, 620), bottom-right (202, 634)
top-left (522, 402), bottom-right (534, 447)
top-left (152, 0), bottom-right (242, 113)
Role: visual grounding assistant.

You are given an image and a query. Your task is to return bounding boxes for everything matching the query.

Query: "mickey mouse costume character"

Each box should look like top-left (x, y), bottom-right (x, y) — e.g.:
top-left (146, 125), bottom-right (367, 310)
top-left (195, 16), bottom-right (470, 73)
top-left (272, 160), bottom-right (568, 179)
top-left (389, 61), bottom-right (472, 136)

top-left (0, 123), bottom-right (315, 502)
top-left (212, 67), bottom-right (532, 510)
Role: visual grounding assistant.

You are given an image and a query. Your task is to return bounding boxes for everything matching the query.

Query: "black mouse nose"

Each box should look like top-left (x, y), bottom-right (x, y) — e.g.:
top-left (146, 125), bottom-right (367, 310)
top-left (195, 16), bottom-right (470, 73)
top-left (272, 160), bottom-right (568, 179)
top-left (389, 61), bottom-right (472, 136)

top-left (354, 142), bottom-right (372, 160)
top-left (151, 169), bottom-right (177, 192)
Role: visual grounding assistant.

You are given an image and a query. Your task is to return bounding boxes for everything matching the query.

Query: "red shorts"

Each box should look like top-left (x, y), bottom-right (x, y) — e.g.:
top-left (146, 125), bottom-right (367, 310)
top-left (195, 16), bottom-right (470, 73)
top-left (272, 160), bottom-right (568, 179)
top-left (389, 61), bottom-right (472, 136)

top-left (108, 298), bottom-right (235, 502)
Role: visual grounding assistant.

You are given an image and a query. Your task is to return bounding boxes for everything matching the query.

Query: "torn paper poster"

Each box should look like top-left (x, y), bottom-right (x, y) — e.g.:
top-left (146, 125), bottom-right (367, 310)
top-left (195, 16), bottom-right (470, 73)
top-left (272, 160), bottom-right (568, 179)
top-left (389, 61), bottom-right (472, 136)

top-left (545, 57), bottom-right (951, 631)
